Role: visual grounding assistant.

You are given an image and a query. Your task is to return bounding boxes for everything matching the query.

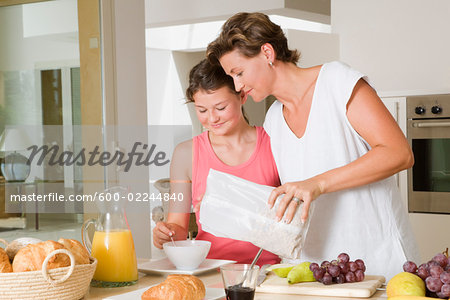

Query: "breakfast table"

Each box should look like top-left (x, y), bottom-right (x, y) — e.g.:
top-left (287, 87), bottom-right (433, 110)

top-left (85, 259), bottom-right (389, 300)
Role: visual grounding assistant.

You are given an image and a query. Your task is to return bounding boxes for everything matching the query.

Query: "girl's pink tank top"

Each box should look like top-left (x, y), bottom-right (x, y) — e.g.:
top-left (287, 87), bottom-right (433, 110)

top-left (192, 126), bottom-right (281, 265)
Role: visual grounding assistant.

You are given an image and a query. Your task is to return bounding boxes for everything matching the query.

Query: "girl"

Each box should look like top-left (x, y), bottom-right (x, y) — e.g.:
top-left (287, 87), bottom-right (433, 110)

top-left (152, 59), bottom-right (280, 265)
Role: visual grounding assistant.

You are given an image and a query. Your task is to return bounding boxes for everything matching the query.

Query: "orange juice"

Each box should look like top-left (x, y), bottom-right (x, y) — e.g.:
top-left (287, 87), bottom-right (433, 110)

top-left (91, 230), bottom-right (138, 282)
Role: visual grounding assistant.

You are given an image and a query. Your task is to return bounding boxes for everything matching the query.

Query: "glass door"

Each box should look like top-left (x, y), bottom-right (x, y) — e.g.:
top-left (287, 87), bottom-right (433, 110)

top-left (0, 0), bottom-right (103, 234)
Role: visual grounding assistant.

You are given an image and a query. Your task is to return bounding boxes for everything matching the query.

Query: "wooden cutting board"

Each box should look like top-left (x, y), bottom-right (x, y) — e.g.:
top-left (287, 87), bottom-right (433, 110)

top-left (256, 274), bottom-right (385, 298)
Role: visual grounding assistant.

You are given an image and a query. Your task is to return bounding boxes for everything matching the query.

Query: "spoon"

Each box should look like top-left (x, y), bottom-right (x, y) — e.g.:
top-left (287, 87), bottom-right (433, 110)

top-left (169, 234), bottom-right (176, 247)
top-left (238, 247), bottom-right (263, 287)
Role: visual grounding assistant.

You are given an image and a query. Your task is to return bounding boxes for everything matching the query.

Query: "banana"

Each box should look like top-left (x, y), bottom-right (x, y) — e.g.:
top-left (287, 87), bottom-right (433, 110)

top-left (271, 266), bottom-right (294, 278)
top-left (287, 261), bottom-right (315, 284)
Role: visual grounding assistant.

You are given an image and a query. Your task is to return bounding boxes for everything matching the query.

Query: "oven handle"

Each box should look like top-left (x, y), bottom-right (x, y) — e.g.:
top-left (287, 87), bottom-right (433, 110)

top-left (412, 121), bottom-right (450, 128)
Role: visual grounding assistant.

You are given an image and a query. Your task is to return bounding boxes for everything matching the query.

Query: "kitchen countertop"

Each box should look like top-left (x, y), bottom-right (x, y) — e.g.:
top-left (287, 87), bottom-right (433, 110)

top-left (86, 260), bottom-right (389, 300)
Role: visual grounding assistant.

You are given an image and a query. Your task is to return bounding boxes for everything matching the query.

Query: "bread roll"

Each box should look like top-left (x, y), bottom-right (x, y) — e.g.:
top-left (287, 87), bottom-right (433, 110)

top-left (57, 238), bottom-right (90, 265)
top-left (5, 237), bottom-right (42, 261)
top-left (0, 247), bottom-right (12, 273)
top-left (12, 240), bottom-right (70, 272)
top-left (141, 274), bottom-right (205, 300)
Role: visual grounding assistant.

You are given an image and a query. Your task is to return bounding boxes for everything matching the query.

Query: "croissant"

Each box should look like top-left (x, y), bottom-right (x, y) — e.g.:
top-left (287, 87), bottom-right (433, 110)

top-left (12, 240), bottom-right (70, 272)
top-left (57, 238), bottom-right (90, 265)
top-left (0, 247), bottom-right (12, 273)
top-left (141, 274), bottom-right (205, 300)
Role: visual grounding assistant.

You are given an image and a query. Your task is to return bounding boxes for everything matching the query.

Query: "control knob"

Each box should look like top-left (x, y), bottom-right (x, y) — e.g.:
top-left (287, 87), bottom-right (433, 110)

top-left (431, 105), bottom-right (442, 114)
top-left (415, 106), bottom-right (426, 115)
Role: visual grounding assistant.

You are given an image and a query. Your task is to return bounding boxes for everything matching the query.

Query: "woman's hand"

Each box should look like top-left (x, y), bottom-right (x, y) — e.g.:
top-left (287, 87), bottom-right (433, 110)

top-left (152, 222), bottom-right (186, 249)
top-left (268, 177), bottom-right (324, 224)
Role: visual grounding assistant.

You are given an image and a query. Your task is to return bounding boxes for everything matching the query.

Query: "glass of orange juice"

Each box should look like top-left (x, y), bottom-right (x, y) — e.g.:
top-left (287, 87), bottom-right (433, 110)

top-left (82, 186), bottom-right (138, 287)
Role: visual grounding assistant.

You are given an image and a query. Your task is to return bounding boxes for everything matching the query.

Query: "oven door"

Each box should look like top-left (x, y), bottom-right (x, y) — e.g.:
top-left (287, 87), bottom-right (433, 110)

top-left (407, 119), bottom-right (450, 214)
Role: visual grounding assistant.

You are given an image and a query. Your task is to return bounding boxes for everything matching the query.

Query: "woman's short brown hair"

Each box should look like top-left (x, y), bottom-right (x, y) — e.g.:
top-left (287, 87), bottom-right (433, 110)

top-left (207, 12), bottom-right (300, 65)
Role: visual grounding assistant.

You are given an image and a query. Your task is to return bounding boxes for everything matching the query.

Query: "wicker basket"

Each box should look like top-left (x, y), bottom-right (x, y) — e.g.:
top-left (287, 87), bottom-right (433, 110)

top-left (0, 248), bottom-right (97, 300)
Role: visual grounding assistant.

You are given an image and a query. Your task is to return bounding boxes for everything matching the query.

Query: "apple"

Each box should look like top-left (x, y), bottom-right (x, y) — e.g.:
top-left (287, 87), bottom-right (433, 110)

top-left (387, 272), bottom-right (426, 297)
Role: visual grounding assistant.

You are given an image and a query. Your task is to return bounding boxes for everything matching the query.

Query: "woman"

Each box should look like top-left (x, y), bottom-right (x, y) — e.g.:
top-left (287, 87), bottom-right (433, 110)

top-left (152, 59), bottom-right (281, 265)
top-left (206, 12), bottom-right (420, 279)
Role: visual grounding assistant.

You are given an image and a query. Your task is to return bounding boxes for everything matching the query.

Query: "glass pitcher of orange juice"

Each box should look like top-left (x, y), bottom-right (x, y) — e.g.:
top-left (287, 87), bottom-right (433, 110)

top-left (82, 186), bottom-right (138, 287)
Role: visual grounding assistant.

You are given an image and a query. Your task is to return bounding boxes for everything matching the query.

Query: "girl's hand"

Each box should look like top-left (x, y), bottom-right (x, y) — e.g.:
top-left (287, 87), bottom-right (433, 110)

top-left (268, 178), bottom-right (324, 224)
top-left (152, 222), bottom-right (184, 249)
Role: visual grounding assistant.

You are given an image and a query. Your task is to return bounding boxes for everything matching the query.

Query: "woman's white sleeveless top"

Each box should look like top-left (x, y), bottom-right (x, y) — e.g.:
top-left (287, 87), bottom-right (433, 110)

top-left (264, 61), bottom-right (420, 280)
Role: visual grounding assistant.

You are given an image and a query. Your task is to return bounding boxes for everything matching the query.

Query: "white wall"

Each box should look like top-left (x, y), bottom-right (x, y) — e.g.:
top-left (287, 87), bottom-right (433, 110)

top-left (145, 49), bottom-right (197, 129)
top-left (332, 0), bottom-right (450, 261)
top-left (287, 29), bottom-right (339, 68)
top-left (101, 0), bottom-right (151, 259)
top-left (0, 2), bottom-right (79, 71)
top-left (409, 214), bottom-right (450, 261)
top-left (331, 0), bottom-right (450, 96)
top-left (146, 16), bottom-right (331, 53)
top-left (22, 0), bottom-right (78, 38)
top-left (145, 0), bottom-right (330, 27)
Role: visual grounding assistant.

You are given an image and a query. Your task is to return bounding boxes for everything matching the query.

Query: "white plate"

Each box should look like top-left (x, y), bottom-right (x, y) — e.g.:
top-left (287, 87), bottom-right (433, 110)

top-left (138, 257), bottom-right (236, 275)
top-left (104, 286), bottom-right (225, 300)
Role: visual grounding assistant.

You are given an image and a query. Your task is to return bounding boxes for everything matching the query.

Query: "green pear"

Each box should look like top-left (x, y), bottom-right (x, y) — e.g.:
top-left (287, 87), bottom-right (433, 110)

top-left (287, 262), bottom-right (316, 284)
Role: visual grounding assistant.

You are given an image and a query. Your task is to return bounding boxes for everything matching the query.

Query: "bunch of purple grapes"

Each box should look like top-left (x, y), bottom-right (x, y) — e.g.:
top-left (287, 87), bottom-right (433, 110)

top-left (309, 253), bottom-right (366, 285)
top-left (403, 251), bottom-right (450, 299)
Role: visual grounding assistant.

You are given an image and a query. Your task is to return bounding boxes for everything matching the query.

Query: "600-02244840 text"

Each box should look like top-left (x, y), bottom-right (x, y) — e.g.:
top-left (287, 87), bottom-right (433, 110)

top-left (8, 192), bottom-right (184, 202)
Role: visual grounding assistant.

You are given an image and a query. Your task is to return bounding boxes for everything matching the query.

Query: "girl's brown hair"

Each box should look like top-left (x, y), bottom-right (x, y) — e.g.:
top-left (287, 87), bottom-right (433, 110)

top-left (207, 12), bottom-right (300, 66)
top-left (185, 59), bottom-right (249, 123)
top-left (185, 59), bottom-right (238, 103)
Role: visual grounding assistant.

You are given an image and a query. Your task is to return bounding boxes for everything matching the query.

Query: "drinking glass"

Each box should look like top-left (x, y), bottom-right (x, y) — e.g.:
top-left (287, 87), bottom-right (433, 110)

top-left (220, 264), bottom-right (260, 300)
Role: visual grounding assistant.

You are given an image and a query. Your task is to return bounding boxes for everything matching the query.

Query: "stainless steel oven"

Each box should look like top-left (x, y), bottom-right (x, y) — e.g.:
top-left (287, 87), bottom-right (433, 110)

top-left (407, 94), bottom-right (450, 214)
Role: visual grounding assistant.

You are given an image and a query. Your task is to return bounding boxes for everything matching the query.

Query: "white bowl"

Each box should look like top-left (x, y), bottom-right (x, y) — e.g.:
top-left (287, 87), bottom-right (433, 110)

top-left (163, 240), bottom-right (211, 270)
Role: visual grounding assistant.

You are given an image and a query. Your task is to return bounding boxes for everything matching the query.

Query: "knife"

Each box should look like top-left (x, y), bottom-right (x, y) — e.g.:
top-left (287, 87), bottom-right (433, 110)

top-left (257, 264), bottom-right (270, 286)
